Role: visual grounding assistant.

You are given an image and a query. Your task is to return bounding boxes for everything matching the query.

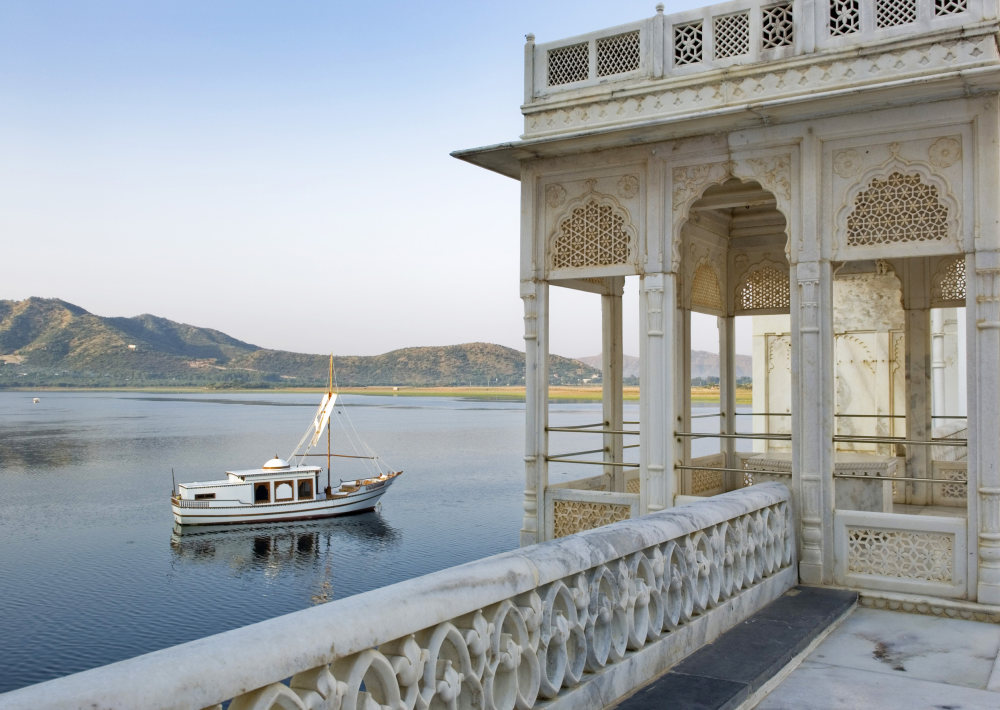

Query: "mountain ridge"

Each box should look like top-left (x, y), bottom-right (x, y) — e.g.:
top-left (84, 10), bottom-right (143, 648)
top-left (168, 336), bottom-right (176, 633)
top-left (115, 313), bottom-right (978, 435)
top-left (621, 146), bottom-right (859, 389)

top-left (577, 351), bottom-right (753, 380)
top-left (0, 298), bottom-right (599, 388)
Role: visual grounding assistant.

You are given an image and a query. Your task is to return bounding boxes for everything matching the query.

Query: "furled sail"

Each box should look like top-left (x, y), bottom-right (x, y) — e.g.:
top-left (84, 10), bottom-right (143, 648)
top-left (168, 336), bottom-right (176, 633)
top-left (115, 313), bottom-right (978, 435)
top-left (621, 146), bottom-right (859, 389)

top-left (310, 393), bottom-right (337, 448)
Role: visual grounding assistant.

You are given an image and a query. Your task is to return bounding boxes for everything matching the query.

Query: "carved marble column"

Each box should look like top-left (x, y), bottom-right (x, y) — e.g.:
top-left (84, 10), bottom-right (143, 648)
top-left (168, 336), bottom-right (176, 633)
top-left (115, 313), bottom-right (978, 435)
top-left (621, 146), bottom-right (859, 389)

top-left (792, 260), bottom-right (834, 584)
top-left (521, 280), bottom-right (549, 547)
top-left (640, 273), bottom-right (676, 512)
top-left (973, 253), bottom-right (1000, 603)
top-left (602, 279), bottom-right (625, 491)
top-left (719, 315), bottom-right (737, 484)
top-left (902, 259), bottom-right (932, 505)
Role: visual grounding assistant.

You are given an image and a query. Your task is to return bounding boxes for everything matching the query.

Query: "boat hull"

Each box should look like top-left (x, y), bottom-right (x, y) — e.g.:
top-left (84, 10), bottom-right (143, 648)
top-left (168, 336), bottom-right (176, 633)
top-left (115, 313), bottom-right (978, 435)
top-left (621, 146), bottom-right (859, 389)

top-left (172, 475), bottom-right (399, 526)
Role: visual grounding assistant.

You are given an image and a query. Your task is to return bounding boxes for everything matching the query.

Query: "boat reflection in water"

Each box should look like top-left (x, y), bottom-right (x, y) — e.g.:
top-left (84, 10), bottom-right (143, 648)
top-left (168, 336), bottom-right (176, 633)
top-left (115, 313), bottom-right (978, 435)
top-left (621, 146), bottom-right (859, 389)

top-left (170, 513), bottom-right (401, 602)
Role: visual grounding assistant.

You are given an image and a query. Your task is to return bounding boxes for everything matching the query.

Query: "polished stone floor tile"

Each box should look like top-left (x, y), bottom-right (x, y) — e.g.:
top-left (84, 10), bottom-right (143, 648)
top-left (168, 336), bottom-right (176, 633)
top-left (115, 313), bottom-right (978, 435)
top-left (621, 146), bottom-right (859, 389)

top-left (804, 608), bottom-right (1000, 689)
top-left (755, 662), bottom-right (1000, 710)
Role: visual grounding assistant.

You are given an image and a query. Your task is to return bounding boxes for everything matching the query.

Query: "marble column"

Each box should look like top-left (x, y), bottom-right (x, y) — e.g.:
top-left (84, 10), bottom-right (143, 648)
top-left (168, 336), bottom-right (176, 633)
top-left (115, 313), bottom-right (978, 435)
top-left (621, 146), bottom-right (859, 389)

top-left (973, 252), bottom-right (1000, 603)
top-left (640, 273), bottom-right (676, 512)
top-left (902, 260), bottom-right (932, 506)
top-left (792, 260), bottom-right (834, 584)
top-left (719, 315), bottom-right (737, 487)
top-left (678, 309), bottom-right (692, 493)
top-left (521, 280), bottom-right (549, 547)
top-left (602, 279), bottom-right (625, 491)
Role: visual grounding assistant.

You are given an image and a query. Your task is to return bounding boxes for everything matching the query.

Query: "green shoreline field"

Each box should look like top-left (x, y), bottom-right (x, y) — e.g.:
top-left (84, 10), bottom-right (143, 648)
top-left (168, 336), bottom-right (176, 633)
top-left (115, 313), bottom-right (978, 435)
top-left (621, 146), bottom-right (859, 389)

top-left (5, 384), bottom-right (752, 404)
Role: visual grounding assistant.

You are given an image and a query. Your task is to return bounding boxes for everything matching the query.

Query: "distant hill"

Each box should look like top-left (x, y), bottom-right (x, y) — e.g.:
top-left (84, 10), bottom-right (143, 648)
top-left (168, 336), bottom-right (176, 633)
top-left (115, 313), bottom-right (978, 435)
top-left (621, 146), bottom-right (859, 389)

top-left (0, 298), bottom-right (599, 388)
top-left (578, 350), bottom-right (752, 380)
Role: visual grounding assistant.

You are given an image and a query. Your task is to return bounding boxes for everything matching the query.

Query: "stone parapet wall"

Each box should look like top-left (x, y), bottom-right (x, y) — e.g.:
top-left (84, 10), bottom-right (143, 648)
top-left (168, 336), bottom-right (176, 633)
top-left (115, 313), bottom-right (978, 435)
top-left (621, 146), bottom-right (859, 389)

top-left (0, 483), bottom-right (794, 710)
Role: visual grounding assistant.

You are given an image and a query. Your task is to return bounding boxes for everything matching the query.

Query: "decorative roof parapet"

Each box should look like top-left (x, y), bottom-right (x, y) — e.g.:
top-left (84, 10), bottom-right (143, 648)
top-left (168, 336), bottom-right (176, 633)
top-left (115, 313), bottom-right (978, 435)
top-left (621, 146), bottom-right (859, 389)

top-left (523, 0), bottom-right (1000, 139)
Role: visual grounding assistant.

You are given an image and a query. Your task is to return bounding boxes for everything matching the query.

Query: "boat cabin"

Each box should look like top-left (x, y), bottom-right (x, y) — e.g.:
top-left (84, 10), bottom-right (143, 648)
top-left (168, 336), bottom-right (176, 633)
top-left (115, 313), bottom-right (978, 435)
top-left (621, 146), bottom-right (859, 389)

top-left (175, 457), bottom-right (322, 506)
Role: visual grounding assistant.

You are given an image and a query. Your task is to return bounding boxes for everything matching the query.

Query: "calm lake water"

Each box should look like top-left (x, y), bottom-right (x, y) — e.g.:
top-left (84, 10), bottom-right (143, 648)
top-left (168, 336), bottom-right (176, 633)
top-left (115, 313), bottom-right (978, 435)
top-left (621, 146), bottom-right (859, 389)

top-left (0, 390), bottom-right (734, 693)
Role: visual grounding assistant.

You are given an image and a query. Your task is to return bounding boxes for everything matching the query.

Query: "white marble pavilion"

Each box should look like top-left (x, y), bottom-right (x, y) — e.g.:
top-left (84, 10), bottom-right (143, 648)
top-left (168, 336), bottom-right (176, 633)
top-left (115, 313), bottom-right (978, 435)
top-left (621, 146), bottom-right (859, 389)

top-left (7, 2), bottom-right (1000, 707)
top-left (455, 0), bottom-right (1000, 605)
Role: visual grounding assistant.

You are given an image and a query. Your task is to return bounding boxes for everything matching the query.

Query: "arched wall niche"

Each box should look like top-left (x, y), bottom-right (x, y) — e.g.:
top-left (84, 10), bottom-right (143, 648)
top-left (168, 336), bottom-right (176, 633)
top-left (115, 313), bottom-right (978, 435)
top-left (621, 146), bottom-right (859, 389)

top-left (828, 134), bottom-right (966, 261)
top-left (541, 169), bottom-right (645, 281)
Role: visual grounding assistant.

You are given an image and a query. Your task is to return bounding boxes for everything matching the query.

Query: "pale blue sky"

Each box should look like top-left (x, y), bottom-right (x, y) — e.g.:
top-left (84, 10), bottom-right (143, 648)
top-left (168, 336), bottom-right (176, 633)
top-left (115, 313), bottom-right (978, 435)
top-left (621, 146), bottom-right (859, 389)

top-left (1, 0), bottom-right (724, 358)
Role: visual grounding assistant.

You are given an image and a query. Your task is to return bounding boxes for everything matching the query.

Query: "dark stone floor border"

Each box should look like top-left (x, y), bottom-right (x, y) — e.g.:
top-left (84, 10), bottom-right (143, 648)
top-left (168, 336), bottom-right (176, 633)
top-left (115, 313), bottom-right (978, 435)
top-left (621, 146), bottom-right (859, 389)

top-left (611, 586), bottom-right (858, 710)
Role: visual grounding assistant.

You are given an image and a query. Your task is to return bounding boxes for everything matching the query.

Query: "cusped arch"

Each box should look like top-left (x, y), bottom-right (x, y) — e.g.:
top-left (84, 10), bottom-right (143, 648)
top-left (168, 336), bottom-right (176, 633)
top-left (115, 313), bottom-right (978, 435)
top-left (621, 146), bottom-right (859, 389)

top-left (548, 191), bottom-right (636, 273)
top-left (671, 160), bottom-right (792, 271)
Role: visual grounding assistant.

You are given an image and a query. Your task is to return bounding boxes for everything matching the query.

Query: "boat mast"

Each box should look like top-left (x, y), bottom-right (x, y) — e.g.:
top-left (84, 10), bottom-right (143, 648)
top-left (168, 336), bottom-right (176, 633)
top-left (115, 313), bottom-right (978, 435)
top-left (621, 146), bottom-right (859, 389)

top-left (326, 355), bottom-right (333, 496)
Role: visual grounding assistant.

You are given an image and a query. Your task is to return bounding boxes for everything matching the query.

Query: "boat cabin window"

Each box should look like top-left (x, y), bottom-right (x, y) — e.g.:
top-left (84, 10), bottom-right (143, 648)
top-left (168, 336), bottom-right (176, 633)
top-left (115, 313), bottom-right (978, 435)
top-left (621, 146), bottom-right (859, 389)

top-left (194, 493), bottom-right (216, 500)
top-left (275, 481), bottom-right (294, 502)
top-left (254, 482), bottom-right (271, 504)
top-left (297, 479), bottom-right (314, 500)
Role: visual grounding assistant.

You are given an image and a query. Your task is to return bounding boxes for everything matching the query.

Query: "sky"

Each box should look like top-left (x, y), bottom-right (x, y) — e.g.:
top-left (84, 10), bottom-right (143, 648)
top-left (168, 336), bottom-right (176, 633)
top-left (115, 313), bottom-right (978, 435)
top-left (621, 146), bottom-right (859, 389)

top-left (0, 0), bottom-right (734, 358)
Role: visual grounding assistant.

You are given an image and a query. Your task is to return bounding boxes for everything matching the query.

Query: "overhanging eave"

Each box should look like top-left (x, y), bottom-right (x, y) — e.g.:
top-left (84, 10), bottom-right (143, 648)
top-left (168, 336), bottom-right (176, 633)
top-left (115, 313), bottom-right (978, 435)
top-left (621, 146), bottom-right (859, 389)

top-left (452, 66), bottom-right (1000, 181)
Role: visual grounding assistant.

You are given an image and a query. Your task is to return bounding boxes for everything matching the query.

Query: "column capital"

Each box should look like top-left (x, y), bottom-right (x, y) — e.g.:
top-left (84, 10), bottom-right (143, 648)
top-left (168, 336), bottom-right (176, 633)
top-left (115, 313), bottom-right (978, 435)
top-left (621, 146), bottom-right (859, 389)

top-left (973, 249), bottom-right (1000, 272)
top-left (641, 272), bottom-right (666, 293)
top-left (520, 280), bottom-right (542, 299)
top-left (794, 260), bottom-right (822, 282)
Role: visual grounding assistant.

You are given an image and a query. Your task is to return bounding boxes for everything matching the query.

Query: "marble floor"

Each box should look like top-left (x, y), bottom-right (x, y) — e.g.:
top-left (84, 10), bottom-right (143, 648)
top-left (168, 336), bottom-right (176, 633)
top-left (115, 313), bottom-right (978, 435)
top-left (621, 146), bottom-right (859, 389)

top-left (753, 607), bottom-right (1000, 709)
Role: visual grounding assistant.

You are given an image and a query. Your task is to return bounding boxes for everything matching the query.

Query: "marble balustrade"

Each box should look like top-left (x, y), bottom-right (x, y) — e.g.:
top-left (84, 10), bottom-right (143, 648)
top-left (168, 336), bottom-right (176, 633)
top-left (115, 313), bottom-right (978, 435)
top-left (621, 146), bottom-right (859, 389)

top-left (1, 483), bottom-right (795, 710)
top-left (527, 0), bottom-right (986, 107)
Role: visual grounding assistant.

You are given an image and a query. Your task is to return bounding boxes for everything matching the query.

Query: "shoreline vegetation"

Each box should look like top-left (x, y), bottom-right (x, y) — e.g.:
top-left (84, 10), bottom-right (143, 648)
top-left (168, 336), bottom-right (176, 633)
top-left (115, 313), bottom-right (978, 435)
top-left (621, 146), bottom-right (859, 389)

top-left (5, 385), bottom-right (752, 404)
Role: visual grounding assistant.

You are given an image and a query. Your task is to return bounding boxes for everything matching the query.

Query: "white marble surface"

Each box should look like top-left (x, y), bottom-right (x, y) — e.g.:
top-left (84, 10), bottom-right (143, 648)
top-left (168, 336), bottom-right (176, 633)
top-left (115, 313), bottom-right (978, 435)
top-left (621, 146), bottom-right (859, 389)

top-left (755, 608), bottom-right (1000, 709)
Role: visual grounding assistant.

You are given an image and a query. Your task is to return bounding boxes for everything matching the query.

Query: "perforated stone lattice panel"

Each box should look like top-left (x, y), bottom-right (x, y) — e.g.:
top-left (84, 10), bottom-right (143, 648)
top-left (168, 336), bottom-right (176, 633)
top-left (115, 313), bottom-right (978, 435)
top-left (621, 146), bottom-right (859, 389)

top-left (551, 199), bottom-right (632, 269)
top-left (830, 0), bottom-right (861, 36)
top-left (548, 42), bottom-right (588, 86)
top-left (692, 469), bottom-right (725, 495)
top-left (691, 263), bottom-right (724, 312)
top-left (847, 527), bottom-right (954, 583)
top-left (674, 21), bottom-right (703, 66)
top-left (846, 172), bottom-right (949, 247)
top-left (552, 500), bottom-right (632, 538)
top-left (876, 0), bottom-right (918, 28)
top-left (935, 257), bottom-right (966, 303)
top-left (597, 31), bottom-right (640, 77)
top-left (940, 468), bottom-right (967, 502)
top-left (714, 12), bottom-right (750, 59)
top-left (762, 2), bottom-right (795, 49)
top-left (935, 0), bottom-right (968, 15)
top-left (738, 265), bottom-right (790, 312)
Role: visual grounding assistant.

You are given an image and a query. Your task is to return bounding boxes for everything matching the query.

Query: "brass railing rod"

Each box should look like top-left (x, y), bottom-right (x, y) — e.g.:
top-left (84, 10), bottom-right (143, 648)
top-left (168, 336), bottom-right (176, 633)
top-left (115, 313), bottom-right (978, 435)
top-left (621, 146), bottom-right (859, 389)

top-left (545, 458), bottom-right (640, 468)
top-left (674, 464), bottom-right (767, 475)
top-left (548, 427), bottom-right (640, 435)
top-left (833, 435), bottom-right (967, 446)
top-left (554, 448), bottom-right (604, 458)
top-left (674, 432), bottom-right (793, 440)
top-left (673, 464), bottom-right (969, 485)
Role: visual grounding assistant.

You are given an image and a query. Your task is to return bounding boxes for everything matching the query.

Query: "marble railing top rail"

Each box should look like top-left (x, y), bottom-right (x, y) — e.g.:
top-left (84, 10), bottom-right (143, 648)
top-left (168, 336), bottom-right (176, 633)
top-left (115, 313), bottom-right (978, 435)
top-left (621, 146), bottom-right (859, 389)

top-left (1, 482), bottom-right (790, 710)
top-left (526, 0), bottom-right (993, 102)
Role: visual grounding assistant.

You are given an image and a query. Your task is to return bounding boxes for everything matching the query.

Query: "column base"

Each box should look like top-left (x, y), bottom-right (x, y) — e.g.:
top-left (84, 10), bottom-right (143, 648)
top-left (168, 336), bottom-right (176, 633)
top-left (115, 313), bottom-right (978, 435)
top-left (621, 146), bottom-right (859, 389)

top-left (799, 561), bottom-right (823, 584)
top-left (977, 581), bottom-right (1000, 606)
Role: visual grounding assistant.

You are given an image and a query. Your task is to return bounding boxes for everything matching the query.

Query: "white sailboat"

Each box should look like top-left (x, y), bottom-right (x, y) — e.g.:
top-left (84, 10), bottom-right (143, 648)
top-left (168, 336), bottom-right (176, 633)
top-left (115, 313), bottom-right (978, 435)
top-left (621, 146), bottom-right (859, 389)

top-left (171, 359), bottom-right (402, 526)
